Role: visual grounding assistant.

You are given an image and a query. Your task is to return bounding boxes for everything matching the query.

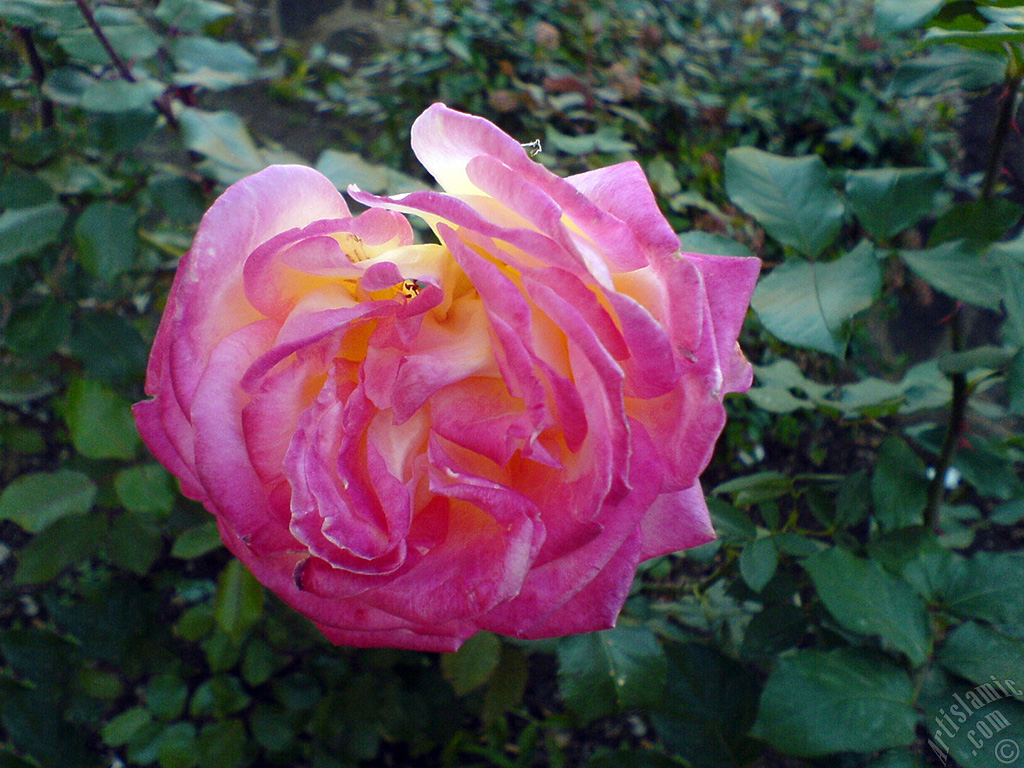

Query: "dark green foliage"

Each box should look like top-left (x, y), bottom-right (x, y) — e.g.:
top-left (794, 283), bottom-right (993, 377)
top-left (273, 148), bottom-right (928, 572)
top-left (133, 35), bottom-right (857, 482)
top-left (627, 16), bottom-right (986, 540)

top-left (1, 0), bottom-right (1023, 767)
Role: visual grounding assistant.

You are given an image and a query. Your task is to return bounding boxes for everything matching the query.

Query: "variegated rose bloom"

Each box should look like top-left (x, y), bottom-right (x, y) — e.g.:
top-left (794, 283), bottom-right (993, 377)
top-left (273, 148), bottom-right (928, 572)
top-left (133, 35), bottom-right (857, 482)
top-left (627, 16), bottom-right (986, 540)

top-left (135, 104), bottom-right (759, 652)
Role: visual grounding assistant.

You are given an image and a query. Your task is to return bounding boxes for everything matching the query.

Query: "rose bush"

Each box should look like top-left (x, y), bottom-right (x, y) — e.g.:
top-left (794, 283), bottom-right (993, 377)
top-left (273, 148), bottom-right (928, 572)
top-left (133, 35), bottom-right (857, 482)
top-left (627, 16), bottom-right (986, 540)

top-left (135, 104), bottom-right (759, 652)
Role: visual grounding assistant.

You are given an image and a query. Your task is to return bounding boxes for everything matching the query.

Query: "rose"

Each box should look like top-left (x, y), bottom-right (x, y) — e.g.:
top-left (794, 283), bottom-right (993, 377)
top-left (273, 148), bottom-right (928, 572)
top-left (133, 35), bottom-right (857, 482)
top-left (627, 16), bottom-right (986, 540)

top-left (135, 104), bottom-right (759, 652)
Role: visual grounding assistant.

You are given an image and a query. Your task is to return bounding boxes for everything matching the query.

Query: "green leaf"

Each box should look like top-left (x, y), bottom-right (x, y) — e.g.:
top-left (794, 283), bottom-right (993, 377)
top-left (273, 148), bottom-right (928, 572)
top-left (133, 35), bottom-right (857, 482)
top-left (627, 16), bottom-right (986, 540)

top-left (939, 622), bottom-right (1024, 700)
top-left (748, 359), bottom-right (832, 414)
top-left (0, 423), bottom-right (45, 454)
top-left (902, 546), bottom-right (961, 603)
top-left (890, 48), bottom-right (1006, 97)
top-left (678, 232), bottom-right (753, 258)
top-left (647, 156), bottom-right (681, 197)
top-left (557, 625), bottom-right (667, 722)
top-left (155, 0), bottom-right (234, 31)
top-left (2, 703), bottom-right (95, 767)
top-left (751, 240), bottom-right (881, 356)
top-left (440, 631), bottom-right (501, 695)
top-left (900, 241), bottom-right (1003, 311)
top-left (190, 675), bottom-right (252, 717)
top-left (155, 722), bottom-right (198, 768)
top-left (270, 671), bottom-right (321, 711)
top-left (872, 437), bottom-right (929, 531)
top-left (991, 496), bottom-right (1024, 525)
top-left (544, 125), bottom-right (636, 155)
top-left (101, 706), bottom-right (153, 747)
top-left (74, 201), bottom-right (138, 281)
top-left (875, 0), bottom-right (945, 32)
top-left (937, 345), bottom-right (1016, 375)
top-left (868, 526), bottom-right (941, 576)
top-left (739, 603), bottom-right (806, 661)
top-left (918, 667), bottom-right (1024, 768)
top-left (712, 471), bottom-right (791, 506)
top-left (751, 647), bottom-right (918, 756)
top-left (845, 168), bottom-right (944, 241)
top-left (57, 7), bottom-right (161, 66)
top-left (214, 559), bottom-right (264, 642)
top-left (725, 147), bottom-right (844, 257)
top-left (0, 168), bottom-right (54, 209)
top-left (67, 310), bottom-right (148, 385)
top-left (46, 577), bottom-right (158, 665)
top-left (146, 174), bottom-right (205, 224)
top-left (176, 604), bottom-right (215, 642)
top-left (315, 149), bottom-right (429, 196)
top-left (171, 521), bottom-right (223, 559)
top-left (954, 439), bottom-right (1021, 500)
top-left (938, 504), bottom-right (980, 549)
top-left (482, 645), bottom-right (528, 726)
top-left (650, 643), bottom-right (760, 768)
top-left (106, 514), bottom-right (163, 575)
top-left (14, 513), bottom-right (106, 584)
top-left (980, 6), bottom-right (1024, 26)
top-left (4, 297), bottom-right (71, 357)
top-left (0, 469), bottom-right (97, 533)
top-left (0, 0), bottom-right (81, 31)
top-left (115, 464), bottom-right (175, 515)
top-left (989, 240), bottom-right (1024, 343)
top-left (945, 552), bottom-right (1024, 633)
top-left (145, 673), bottom-right (189, 720)
top-left (80, 78), bottom-right (163, 113)
top-left (74, 665), bottom-right (123, 699)
top-left (179, 108), bottom-right (263, 184)
top-left (0, 203), bottom-right (67, 264)
top-left (925, 24), bottom-right (1024, 52)
top-left (62, 377), bottom-right (140, 460)
top-left (197, 719), bottom-right (246, 768)
top-left (202, 628), bottom-right (243, 672)
top-left (930, 199), bottom-right (1022, 248)
top-left (240, 638), bottom-right (283, 687)
top-left (42, 66), bottom-right (90, 107)
top-left (89, 110), bottom-right (158, 154)
top-left (836, 471), bottom-right (873, 526)
top-left (171, 37), bottom-right (258, 91)
top-left (250, 704), bottom-right (295, 752)
top-left (0, 626), bottom-right (77, 687)
top-left (123, 723), bottom-right (166, 766)
top-left (1010, 349), bottom-right (1024, 415)
top-left (804, 547), bottom-right (931, 665)
top-left (772, 532), bottom-right (824, 557)
top-left (739, 536), bottom-right (777, 592)
top-left (707, 497), bottom-right (757, 541)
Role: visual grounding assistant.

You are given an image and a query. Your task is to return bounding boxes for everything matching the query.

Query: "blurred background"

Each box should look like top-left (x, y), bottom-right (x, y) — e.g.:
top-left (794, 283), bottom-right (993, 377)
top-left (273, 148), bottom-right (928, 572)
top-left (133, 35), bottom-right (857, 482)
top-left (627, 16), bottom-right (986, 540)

top-left (1, 1), bottom-right (1023, 767)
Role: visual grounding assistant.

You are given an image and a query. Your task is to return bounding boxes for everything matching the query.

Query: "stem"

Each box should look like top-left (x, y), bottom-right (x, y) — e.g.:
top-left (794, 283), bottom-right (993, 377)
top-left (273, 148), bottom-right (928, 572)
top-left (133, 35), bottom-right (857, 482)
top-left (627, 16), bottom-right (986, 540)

top-left (921, 69), bottom-right (1022, 531)
top-left (15, 27), bottom-right (54, 128)
top-left (74, 0), bottom-right (135, 81)
top-left (73, 0), bottom-right (179, 130)
top-left (923, 315), bottom-right (967, 532)
top-left (981, 73), bottom-right (1023, 200)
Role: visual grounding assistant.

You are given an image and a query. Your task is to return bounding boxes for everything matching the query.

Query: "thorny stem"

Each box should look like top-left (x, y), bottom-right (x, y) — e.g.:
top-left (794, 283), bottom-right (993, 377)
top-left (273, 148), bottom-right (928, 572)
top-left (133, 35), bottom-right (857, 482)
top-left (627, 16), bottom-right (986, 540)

top-left (922, 66), bottom-right (1023, 531)
top-left (981, 72), bottom-right (1024, 200)
top-left (72, 0), bottom-right (179, 130)
top-left (15, 27), bottom-right (54, 128)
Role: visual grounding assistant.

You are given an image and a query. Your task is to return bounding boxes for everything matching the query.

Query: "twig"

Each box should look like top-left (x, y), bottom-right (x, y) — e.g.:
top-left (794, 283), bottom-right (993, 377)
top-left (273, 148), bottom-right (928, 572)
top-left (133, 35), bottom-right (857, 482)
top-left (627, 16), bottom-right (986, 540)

top-left (72, 0), bottom-right (179, 130)
top-left (15, 27), bottom-right (55, 128)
